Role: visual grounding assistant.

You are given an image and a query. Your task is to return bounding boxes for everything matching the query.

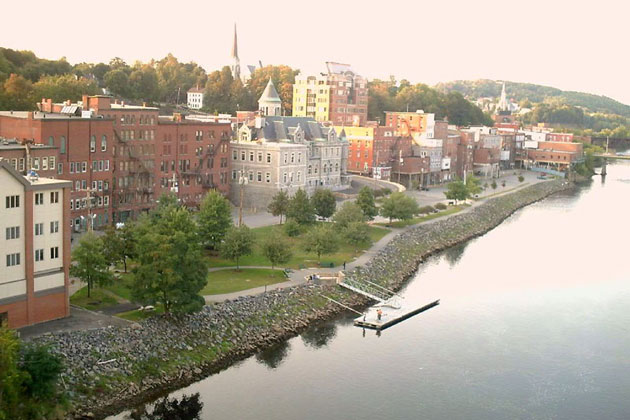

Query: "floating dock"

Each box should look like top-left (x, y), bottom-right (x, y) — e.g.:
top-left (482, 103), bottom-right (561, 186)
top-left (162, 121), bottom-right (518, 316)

top-left (353, 299), bottom-right (440, 330)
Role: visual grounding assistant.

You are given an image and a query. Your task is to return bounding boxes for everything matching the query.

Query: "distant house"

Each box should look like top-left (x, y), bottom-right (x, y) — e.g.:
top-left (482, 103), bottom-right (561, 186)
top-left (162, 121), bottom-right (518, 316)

top-left (187, 86), bottom-right (204, 110)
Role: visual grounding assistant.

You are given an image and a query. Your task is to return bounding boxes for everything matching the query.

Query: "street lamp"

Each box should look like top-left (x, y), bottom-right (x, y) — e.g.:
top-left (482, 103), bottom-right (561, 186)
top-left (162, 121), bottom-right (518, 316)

top-left (238, 168), bottom-right (249, 227)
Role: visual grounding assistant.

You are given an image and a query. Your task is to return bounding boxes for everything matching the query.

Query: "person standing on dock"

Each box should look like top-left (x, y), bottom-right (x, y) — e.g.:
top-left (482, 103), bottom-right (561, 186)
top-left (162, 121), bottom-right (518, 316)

top-left (377, 309), bottom-right (383, 321)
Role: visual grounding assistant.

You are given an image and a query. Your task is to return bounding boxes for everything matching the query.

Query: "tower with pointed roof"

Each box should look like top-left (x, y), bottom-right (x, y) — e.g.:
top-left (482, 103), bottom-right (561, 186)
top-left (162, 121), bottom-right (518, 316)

top-left (497, 81), bottom-right (509, 113)
top-left (258, 78), bottom-right (282, 116)
top-left (230, 24), bottom-right (241, 80)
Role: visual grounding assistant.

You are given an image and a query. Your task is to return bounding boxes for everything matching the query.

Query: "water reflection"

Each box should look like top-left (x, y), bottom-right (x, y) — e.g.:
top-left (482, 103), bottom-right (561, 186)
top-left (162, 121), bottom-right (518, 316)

top-left (255, 341), bottom-right (291, 369)
top-left (126, 393), bottom-right (203, 420)
top-left (300, 322), bottom-right (338, 349)
top-left (442, 242), bottom-right (469, 267)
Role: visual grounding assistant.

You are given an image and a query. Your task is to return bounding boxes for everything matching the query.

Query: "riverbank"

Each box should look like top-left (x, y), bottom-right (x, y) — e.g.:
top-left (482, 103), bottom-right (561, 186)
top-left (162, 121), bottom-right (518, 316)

top-left (36, 179), bottom-right (572, 419)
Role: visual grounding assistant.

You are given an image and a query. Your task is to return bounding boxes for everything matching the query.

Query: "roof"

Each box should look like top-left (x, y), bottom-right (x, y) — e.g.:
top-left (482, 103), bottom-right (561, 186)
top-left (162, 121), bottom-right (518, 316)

top-left (188, 87), bottom-right (204, 93)
top-left (259, 79), bottom-right (282, 103)
top-left (253, 116), bottom-right (329, 142)
top-left (0, 159), bottom-right (71, 190)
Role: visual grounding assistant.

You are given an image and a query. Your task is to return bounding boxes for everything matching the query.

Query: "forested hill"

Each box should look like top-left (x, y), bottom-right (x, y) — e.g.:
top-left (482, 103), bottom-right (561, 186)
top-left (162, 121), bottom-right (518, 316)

top-left (435, 79), bottom-right (630, 117)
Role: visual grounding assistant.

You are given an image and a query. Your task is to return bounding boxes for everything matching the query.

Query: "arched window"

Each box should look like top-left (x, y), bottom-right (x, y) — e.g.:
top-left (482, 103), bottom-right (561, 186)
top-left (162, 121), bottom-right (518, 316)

top-left (308, 165), bottom-right (312, 175)
top-left (48, 136), bottom-right (54, 146)
top-left (335, 162), bottom-right (339, 172)
top-left (101, 135), bottom-right (107, 152)
top-left (90, 135), bottom-right (96, 153)
top-left (60, 136), bottom-right (66, 154)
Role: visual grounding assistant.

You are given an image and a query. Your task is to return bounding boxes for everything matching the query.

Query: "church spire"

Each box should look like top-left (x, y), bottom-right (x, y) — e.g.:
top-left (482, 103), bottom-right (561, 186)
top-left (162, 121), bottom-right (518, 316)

top-left (497, 81), bottom-right (509, 113)
top-left (230, 24), bottom-right (241, 80)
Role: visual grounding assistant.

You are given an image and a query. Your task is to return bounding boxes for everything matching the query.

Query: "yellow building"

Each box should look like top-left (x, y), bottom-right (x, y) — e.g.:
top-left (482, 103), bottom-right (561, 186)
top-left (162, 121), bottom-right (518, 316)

top-left (292, 75), bottom-right (331, 122)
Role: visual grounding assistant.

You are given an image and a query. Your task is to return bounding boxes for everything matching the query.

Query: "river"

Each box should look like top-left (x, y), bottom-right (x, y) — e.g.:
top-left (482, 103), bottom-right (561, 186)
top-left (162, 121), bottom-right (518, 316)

top-left (110, 163), bottom-right (630, 420)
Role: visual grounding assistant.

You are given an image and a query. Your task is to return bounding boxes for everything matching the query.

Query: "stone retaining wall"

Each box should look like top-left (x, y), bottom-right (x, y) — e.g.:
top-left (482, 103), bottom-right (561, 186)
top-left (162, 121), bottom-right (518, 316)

top-left (37, 180), bottom-right (572, 419)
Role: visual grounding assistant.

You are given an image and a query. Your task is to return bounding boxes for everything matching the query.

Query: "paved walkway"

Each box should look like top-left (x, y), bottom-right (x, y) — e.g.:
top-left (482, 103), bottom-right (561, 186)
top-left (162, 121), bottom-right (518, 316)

top-left (18, 306), bottom-right (133, 341)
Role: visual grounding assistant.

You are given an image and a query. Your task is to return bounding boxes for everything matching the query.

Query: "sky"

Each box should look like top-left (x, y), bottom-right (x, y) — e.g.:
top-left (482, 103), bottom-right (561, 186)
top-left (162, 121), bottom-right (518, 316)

top-left (4, 0), bottom-right (630, 104)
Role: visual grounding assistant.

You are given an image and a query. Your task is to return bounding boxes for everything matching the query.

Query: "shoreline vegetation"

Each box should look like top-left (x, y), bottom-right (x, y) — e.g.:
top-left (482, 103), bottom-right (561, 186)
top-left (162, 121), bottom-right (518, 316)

top-left (35, 180), bottom-right (572, 419)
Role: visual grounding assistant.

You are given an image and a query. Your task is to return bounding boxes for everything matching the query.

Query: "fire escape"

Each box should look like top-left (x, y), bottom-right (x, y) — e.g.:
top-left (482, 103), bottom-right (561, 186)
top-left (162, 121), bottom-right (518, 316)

top-left (112, 130), bottom-right (153, 215)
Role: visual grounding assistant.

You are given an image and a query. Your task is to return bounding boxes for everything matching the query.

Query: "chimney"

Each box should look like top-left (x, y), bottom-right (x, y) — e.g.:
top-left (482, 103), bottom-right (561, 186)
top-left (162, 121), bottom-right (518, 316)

top-left (65, 100), bottom-right (71, 106)
top-left (82, 95), bottom-right (89, 108)
top-left (27, 112), bottom-right (33, 120)
top-left (121, 101), bottom-right (125, 107)
top-left (142, 102), bottom-right (147, 107)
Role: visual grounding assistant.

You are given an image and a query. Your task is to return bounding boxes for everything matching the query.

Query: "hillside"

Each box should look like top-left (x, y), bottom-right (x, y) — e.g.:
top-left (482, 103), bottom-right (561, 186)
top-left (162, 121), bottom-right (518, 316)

top-left (435, 79), bottom-right (630, 117)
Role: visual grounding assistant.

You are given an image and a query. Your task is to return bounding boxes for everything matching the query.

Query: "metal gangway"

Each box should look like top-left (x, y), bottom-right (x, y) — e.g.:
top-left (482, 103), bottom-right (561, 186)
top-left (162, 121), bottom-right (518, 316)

top-left (338, 277), bottom-right (403, 309)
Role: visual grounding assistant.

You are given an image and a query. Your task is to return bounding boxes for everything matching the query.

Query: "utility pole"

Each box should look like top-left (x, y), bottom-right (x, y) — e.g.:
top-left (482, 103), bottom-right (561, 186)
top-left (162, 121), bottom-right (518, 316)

top-left (238, 167), bottom-right (248, 227)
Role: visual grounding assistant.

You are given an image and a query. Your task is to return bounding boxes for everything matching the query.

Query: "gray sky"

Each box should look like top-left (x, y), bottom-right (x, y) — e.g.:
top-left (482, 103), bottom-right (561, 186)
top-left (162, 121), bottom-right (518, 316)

top-left (5, 0), bottom-right (629, 104)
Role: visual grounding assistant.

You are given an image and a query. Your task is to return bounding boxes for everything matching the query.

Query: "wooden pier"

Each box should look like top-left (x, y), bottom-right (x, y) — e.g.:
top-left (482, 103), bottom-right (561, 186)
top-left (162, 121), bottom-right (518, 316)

top-left (353, 299), bottom-right (440, 330)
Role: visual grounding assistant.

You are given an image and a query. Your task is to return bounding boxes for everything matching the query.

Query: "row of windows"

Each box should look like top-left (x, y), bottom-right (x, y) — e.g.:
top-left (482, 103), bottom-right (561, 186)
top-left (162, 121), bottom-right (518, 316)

top-left (70, 196), bottom-right (109, 210)
top-left (6, 253), bottom-right (20, 267)
top-left (5, 226), bottom-right (20, 239)
top-left (30, 156), bottom-right (57, 171)
top-left (89, 135), bottom-right (108, 153)
top-left (233, 150), bottom-right (273, 163)
top-left (5, 195), bottom-right (19, 208)
top-left (34, 247), bottom-right (59, 262)
top-left (34, 221), bottom-right (59, 235)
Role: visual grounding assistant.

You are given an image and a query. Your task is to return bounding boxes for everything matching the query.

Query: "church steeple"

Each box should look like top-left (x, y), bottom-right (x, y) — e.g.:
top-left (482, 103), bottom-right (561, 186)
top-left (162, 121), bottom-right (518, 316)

top-left (497, 81), bottom-right (509, 114)
top-left (230, 24), bottom-right (241, 80)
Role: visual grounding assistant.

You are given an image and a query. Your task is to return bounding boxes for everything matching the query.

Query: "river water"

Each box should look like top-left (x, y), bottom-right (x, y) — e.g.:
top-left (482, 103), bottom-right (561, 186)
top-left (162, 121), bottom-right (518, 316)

top-left (111, 163), bottom-right (630, 420)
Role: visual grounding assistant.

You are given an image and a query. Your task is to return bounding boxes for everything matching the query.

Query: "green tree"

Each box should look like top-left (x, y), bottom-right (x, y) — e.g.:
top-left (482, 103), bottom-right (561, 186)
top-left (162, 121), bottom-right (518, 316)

top-left (118, 223), bottom-right (137, 273)
top-left (287, 188), bottom-right (315, 225)
top-left (444, 178), bottom-right (469, 202)
top-left (33, 74), bottom-right (99, 103)
top-left (220, 225), bottom-right (255, 270)
top-left (491, 180), bottom-right (498, 190)
top-left (268, 190), bottom-right (289, 224)
top-left (21, 345), bottom-right (63, 400)
top-left (311, 189), bottom-right (336, 219)
top-left (132, 207), bottom-right (206, 314)
top-left (379, 192), bottom-right (419, 223)
top-left (197, 191), bottom-right (233, 250)
top-left (356, 187), bottom-right (378, 220)
top-left (104, 68), bottom-right (130, 98)
top-left (0, 327), bottom-right (24, 420)
top-left (303, 224), bottom-right (339, 263)
top-left (262, 234), bottom-right (292, 269)
top-left (102, 226), bottom-right (124, 267)
top-left (518, 175), bottom-right (525, 182)
top-left (70, 232), bottom-right (113, 298)
top-left (332, 201), bottom-right (365, 228)
top-left (3, 73), bottom-right (34, 110)
top-left (247, 65), bottom-right (300, 115)
top-left (466, 175), bottom-right (482, 196)
top-left (343, 221), bottom-right (371, 246)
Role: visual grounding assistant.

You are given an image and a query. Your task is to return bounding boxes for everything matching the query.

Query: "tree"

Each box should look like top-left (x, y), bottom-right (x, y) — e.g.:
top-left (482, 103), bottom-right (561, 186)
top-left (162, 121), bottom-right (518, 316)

top-left (287, 188), bottom-right (315, 225)
top-left (356, 187), bottom-right (378, 220)
top-left (379, 192), bottom-right (419, 223)
top-left (466, 175), bottom-right (482, 196)
top-left (332, 202), bottom-right (365, 228)
top-left (3, 73), bottom-right (34, 110)
top-left (343, 221), bottom-right (371, 246)
top-left (220, 225), bottom-right (255, 270)
top-left (518, 175), bottom-right (525, 182)
top-left (491, 180), bottom-right (498, 190)
top-left (33, 74), bottom-right (99, 103)
top-left (247, 65), bottom-right (300, 115)
top-left (21, 345), bottom-right (63, 400)
top-left (197, 191), bottom-right (233, 250)
top-left (311, 189), bottom-right (336, 219)
top-left (70, 232), bottom-right (113, 298)
top-left (104, 68), bottom-right (130, 98)
top-left (0, 327), bottom-right (24, 420)
top-left (268, 190), bottom-right (289, 224)
top-left (132, 207), bottom-right (206, 314)
top-left (444, 178), bottom-right (469, 202)
top-left (303, 224), bottom-right (339, 263)
top-left (262, 234), bottom-right (292, 269)
top-left (102, 226), bottom-right (124, 267)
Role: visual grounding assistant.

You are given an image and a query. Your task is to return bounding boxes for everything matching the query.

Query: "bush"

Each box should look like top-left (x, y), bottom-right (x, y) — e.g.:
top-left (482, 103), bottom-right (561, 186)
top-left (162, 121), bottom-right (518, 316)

top-left (283, 219), bottom-right (301, 237)
top-left (491, 181), bottom-right (498, 189)
top-left (418, 205), bottom-right (436, 215)
top-left (435, 202), bottom-right (447, 210)
top-left (518, 175), bottom-right (525, 183)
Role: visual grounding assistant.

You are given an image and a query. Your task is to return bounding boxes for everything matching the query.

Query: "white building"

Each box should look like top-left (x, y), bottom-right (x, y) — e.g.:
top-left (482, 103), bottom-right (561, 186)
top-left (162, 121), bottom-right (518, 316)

top-left (0, 159), bottom-right (72, 328)
top-left (187, 87), bottom-right (204, 110)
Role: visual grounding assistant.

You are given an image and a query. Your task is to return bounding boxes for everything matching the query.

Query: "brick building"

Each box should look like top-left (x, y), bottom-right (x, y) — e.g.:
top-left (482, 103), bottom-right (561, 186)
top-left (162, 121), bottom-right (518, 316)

top-left (0, 160), bottom-right (72, 328)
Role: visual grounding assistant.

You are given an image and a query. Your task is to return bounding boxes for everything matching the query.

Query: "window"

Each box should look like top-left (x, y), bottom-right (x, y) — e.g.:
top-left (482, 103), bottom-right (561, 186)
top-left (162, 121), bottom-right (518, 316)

top-left (90, 135), bottom-right (96, 152)
top-left (257, 152), bottom-right (263, 162)
top-left (50, 191), bottom-right (59, 203)
top-left (101, 135), bottom-right (107, 152)
top-left (35, 223), bottom-right (44, 236)
top-left (48, 136), bottom-right (54, 146)
top-left (42, 157), bottom-right (48, 170)
top-left (248, 171), bottom-right (254, 182)
top-left (283, 153), bottom-right (288, 164)
top-left (6, 253), bottom-right (20, 267)
top-left (35, 193), bottom-right (44, 205)
top-left (257, 171), bottom-right (262, 182)
top-left (50, 247), bottom-right (59, 259)
top-left (104, 196), bottom-right (109, 207)
top-left (82, 162), bottom-right (87, 173)
top-left (290, 153), bottom-right (295, 163)
top-left (32, 157), bottom-right (40, 170)
top-left (232, 170), bottom-right (237, 180)
top-left (35, 249), bottom-right (44, 262)
top-left (233, 150), bottom-right (238, 160)
top-left (283, 172), bottom-right (287, 183)
top-left (297, 171), bottom-right (301, 182)
top-left (5, 195), bottom-right (20, 208)
top-left (70, 200), bottom-right (73, 210)
top-left (249, 152), bottom-right (254, 161)
top-left (241, 151), bottom-right (246, 161)
top-left (5, 226), bottom-right (19, 240)
top-left (267, 153), bottom-right (272, 163)
top-left (265, 172), bottom-right (271, 183)
top-left (49, 156), bottom-right (56, 169)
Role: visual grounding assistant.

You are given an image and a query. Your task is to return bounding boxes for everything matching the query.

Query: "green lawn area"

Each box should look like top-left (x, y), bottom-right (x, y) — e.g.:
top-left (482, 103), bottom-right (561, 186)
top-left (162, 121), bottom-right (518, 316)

top-left (70, 287), bottom-right (121, 310)
top-left (117, 305), bottom-right (165, 322)
top-left (202, 268), bottom-right (288, 295)
top-left (376, 205), bottom-right (467, 228)
top-left (206, 223), bottom-right (390, 269)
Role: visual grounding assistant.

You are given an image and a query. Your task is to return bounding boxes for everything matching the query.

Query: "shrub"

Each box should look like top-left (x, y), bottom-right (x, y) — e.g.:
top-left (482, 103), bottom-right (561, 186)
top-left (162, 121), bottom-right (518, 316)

top-left (435, 202), bottom-right (447, 210)
top-left (518, 175), bottom-right (525, 183)
top-left (283, 219), bottom-right (301, 237)
top-left (419, 205), bottom-right (435, 215)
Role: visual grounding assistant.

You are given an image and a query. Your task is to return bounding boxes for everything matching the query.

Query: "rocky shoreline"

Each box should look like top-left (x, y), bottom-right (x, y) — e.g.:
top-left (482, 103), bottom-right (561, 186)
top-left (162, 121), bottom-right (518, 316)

top-left (35, 180), bottom-right (572, 419)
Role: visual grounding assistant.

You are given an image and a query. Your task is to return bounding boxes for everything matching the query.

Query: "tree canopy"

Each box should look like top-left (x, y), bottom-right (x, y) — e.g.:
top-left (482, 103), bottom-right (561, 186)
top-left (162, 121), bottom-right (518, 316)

top-left (197, 191), bottom-right (233, 249)
top-left (379, 192), bottom-right (419, 223)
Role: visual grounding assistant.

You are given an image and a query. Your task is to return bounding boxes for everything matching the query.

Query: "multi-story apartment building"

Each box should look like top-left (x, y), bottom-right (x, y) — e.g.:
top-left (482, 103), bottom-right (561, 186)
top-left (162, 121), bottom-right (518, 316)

top-left (187, 86), bottom-right (204, 110)
top-left (0, 108), bottom-right (114, 231)
top-left (293, 62), bottom-right (368, 126)
top-left (0, 95), bottom-right (232, 228)
top-left (0, 159), bottom-right (71, 328)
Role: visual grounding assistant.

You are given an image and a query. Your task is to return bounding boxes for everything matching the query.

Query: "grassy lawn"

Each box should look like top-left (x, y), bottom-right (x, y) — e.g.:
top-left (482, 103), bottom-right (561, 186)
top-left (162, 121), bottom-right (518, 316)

top-left (474, 183), bottom-right (530, 200)
top-left (105, 272), bottom-right (134, 301)
top-left (116, 305), bottom-right (165, 322)
top-left (206, 223), bottom-right (390, 269)
top-left (202, 268), bottom-right (288, 295)
top-left (70, 287), bottom-right (121, 310)
top-left (376, 205), bottom-right (467, 228)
